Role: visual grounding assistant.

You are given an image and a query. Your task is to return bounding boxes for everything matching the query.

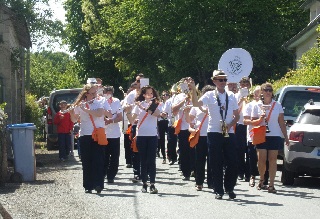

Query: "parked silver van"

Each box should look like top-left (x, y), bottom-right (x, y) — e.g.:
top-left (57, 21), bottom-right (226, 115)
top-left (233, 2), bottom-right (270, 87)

top-left (45, 88), bottom-right (82, 150)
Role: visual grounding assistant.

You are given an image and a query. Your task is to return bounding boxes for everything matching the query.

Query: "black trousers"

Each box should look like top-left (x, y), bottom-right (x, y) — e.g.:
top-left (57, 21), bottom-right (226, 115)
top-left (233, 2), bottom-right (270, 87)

top-left (124, 133), bottom-right (132, 165)
top-left (178, 130), bottom-right (192, 177)
top-left (80, 135), bottom-right (105, 190)
top-left (157, 120), bottom-right (168, 159)
top-left (235, 124), bottom-right (250, 179)
top-left (167, 126), bottom-right (177, 162)
top-left (104, 137), bottom-right (120, 180)
top-left (195, 136), bottom-right (208, 185)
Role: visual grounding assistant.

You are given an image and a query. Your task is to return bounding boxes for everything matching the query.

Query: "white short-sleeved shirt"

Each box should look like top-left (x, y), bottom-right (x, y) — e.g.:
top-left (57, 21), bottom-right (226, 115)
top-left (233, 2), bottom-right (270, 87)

top-left (163, 95), bottom-right (176, 126)
top-left (199, 90), bottom-right (238, 133)
top-left (251, 100), bottom-right (284, 137)
top-left (102, 97), bottom-right (112, 111)
top-left (123, 90), bottom-right (137, 106)
top-left (105, 97), bottom-right (122, 138)
top-left (172, 93), bottom-right (192, 130)
top-left (157, 102), bottom-right (166, 121)
top-left (189, 107), bottom-right (209, 136)
top-left (235, 92), bottom-right (247, 125)
top-left (133, 102), bottom-right (161, 136)
top-left (74, 98), bottom-right (105, 136)
top-left (243, 100), bottom-right (259, 141)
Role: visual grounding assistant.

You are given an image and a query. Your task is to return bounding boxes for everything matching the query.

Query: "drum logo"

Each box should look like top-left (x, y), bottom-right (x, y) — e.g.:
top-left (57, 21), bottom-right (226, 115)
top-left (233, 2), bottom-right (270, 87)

top-left (228, 56), bottom-right (242, 75)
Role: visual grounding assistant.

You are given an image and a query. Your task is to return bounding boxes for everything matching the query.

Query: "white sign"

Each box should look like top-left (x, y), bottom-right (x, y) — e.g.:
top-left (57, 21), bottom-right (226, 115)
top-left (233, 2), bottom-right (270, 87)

top-left (140, 78), bottom-right (149, 88)
top-left (218, 48), bottom-right (253, 83)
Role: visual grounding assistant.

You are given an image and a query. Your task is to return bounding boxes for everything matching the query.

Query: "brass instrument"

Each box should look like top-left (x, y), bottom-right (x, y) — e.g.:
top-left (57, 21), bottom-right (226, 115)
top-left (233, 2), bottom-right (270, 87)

top-left (262, 105), bottom-right (271, 133)
top-left (220, 120), bottom-right (229, 137)
top-left (261, 92), bottom-right (271, 133)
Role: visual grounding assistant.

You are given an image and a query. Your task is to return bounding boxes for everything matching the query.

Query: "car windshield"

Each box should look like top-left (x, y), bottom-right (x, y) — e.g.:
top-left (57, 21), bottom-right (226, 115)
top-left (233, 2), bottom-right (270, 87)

top-left (282, 91), bottom-right (320, 118)
top-left (298, 109), bottom-right (320, 125)
top-left (53, 93), bottom-right (79, 113)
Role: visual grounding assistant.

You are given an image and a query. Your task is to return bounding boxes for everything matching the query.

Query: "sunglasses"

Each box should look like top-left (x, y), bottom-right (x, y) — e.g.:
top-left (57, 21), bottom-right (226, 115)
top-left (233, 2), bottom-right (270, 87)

top-left (162, 94), bottom-right (170, 96)
top-left (136, 80), bottom-right (140, 83)
top-left (263, 88), bottom-right (273, 92)
top-left (216, 79), bottom-right (228, 82)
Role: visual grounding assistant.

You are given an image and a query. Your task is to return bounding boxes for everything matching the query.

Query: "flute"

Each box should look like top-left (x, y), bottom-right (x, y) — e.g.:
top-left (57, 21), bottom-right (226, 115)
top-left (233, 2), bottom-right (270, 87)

top-left (60, 98), bottom-right (96, 114)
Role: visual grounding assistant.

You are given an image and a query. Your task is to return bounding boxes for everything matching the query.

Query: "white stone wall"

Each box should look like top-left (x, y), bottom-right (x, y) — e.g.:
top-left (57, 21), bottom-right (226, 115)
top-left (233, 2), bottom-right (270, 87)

top-left (0, 9), bottom-right (22, 124)
top-left (295, 31), bottom-right (319, 67)
top-left (309, 1), bottom-right (320, 21)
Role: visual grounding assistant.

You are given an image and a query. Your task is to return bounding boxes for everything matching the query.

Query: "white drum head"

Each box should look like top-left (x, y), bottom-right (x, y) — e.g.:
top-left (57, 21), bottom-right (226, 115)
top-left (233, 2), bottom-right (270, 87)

top-left (218, 48), bottom-right (253, 83)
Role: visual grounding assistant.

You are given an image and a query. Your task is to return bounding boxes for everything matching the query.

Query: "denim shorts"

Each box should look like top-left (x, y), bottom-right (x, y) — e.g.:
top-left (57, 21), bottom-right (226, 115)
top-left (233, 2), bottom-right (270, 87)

top-left (256, 136), bottom-right (283, 150)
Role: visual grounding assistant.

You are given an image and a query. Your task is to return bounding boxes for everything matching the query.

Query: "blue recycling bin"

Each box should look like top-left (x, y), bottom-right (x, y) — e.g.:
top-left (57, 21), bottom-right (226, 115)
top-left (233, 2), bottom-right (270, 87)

top-left (7, 123), bottom-right (37, 181)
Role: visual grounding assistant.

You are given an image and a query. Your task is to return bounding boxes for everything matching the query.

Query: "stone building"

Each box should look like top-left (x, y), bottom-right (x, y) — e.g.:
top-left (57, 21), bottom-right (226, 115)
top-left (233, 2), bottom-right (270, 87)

top-left (0, 4), bottom-right (31, 124)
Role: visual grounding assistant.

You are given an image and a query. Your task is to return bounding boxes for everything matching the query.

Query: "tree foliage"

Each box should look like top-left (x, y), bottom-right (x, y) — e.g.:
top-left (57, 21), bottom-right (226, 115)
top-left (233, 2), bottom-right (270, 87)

top-left (30, 51), bottom-right (82, 98)
top-left (1, 0), bottom-right (65, 49)
top-left (64, 0), bottom-right (308, 91)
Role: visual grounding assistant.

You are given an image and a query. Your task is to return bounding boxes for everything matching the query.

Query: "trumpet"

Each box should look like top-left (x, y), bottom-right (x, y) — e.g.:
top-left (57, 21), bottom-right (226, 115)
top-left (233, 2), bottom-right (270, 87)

top-left (60, 98), bottom-right (96, 114)
top-left (220, 120), bottom-right (229, 137)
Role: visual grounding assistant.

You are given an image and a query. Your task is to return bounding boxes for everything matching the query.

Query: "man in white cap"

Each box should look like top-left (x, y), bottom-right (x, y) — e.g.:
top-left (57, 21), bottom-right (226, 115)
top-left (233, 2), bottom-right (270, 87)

top-left (189, 69), bottom-right (239, 200)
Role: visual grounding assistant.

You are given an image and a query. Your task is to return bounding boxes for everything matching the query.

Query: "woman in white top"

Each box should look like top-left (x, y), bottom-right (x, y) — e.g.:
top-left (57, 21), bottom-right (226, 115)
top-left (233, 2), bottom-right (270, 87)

top-left (186, 85), bottom-right (215, 191)
top-left (249, 83), bottom-right (289, 193)
top-left (70, 83), bottom-right (111, 194)
top-left (243, 86), bottom-right (261, 187)
top-left (125, 85), bottom-right (161, 194)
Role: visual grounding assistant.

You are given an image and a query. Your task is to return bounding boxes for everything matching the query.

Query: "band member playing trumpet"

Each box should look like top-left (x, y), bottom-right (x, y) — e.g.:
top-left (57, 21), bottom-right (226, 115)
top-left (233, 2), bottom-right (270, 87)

top-left (172, 77), bottom-right (195, 180)
top-left (124, 85), bottom-right (161, 194)
top-left (185, 85), bottom-right (215, 191)
top-left (69, 83), bottom-right (111, 194)
top-left (189, 70), bottom-right (239, 200)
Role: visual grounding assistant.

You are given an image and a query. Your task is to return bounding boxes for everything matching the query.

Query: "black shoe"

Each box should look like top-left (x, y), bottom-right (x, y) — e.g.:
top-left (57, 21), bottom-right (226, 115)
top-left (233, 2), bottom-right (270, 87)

top-left (190, 171), bottom-right (195, 177)
top-left (244, 177), bottom-right (250, 182)
top-left (85, 190), bottom-right (92, 193)
top-left (156, 152), bottom-right (160, 157)
top-left (126, 164), bottom-right (133, 168)
top-left (150, 185), bottom-right (158, 194)
top-left (169, 160), bottom-right (176, 165)
top-left (226, 191), bottom-right (236, 199)
top-left (132, 176), bottom-right (141, 183)
top-left (107, 179), bottom-right (114, 183)
top-left (95, 186), bottom-right (102, 194)
top-left (215, 194), bottom-right (223, 199)
top-left (238, 175), bottom-right (244, 180)
top-left (141, 184), bottom-right (148, 193)
top-left (182, 176), bottom-right (190, 181)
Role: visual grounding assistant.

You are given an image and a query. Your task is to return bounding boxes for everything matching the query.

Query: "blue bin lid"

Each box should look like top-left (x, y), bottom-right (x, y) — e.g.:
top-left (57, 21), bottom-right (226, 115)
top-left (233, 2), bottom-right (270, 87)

top-left (7, 123), bottom-right (35, 128)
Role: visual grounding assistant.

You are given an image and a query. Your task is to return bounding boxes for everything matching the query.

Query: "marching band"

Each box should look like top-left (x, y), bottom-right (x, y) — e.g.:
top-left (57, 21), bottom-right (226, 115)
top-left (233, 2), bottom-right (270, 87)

top-left (64, 49), bottom-right (289, 197)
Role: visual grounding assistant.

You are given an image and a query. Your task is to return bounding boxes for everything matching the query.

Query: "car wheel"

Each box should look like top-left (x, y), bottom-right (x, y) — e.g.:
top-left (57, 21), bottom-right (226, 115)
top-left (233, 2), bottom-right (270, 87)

top-left (281, 162), bottom-right (295, 185)
top-left (46, 139), bottom-right (55, 151)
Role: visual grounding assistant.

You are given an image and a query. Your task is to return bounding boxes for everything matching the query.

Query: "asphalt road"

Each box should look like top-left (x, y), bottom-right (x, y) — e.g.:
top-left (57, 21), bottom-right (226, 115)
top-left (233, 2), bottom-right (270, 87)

top-left (1, 135), bottom-right (320, 219)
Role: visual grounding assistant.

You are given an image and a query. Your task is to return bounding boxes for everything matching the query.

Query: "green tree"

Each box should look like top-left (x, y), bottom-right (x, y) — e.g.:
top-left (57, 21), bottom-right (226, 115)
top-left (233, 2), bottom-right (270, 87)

top-left (65, 0), bottom-right (308, 91)
top-left (30, 51), bottom-right (82, 98)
